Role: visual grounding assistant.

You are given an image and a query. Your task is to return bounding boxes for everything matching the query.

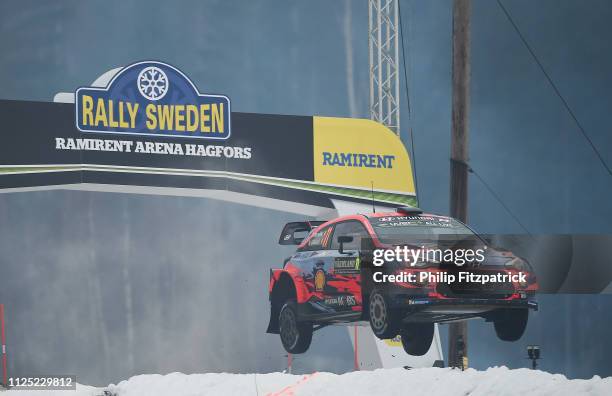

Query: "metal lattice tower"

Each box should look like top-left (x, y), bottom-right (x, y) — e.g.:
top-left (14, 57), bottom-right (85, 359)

top-left (368, 0), bottom-right (400, 135)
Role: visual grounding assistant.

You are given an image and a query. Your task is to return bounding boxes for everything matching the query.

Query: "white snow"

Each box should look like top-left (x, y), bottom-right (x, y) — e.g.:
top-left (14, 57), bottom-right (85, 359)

top-left (5, 367), bottom-right (612, 396)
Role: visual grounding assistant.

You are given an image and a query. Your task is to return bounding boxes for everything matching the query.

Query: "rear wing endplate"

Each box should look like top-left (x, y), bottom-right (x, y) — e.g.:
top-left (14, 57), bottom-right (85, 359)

top-left (278, 221), bottom-right (326, 245)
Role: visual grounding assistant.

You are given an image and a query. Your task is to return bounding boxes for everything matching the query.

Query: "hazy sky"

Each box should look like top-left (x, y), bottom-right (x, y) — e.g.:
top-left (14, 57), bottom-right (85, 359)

top-left (1, 0), bottom-right (610, 233)
top-left (1, 0), bottom-right (611, 385)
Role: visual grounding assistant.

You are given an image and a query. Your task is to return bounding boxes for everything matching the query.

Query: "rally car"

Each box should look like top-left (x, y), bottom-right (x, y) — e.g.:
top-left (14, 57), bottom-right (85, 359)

top-left (266, 206), bottom-right (538, 355)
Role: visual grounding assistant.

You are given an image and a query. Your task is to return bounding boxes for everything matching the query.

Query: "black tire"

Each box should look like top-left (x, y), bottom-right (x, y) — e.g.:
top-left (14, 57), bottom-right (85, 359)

top-left (493, 308), bottom-right (528, 342)
top-left (278, 300), bottom-right (313, 354)
top-left (368, 289), bottom-right (401, 339)
top-left (400, 323), bottom-right (434, 356)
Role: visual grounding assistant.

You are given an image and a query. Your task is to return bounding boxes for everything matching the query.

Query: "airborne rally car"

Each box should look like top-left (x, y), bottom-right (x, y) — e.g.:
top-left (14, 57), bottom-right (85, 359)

top-left (267, 207), bottom-right (538, 355)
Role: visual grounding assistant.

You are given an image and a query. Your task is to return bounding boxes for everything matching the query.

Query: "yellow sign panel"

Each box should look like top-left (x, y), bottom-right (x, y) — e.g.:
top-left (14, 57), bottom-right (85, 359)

top-left (384, 335), bottom-right (402, 347)
top-left (313, 117), bottom-right (415, 194)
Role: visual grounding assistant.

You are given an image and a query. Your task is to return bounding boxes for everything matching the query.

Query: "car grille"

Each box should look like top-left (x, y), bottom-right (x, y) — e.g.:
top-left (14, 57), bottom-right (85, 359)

top-left (436, 270), bottom-right (515, 299)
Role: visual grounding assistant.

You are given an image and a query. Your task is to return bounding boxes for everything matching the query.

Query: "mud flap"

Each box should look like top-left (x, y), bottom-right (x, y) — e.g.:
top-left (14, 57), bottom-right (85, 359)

top-left (266, 303), bottom-right (280, 334)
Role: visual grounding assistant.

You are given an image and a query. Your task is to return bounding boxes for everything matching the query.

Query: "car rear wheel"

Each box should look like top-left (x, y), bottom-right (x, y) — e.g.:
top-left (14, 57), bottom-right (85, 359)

top-left (368, 289), bottom-right (400, 339)
top-left (493, 308), bottom-right (528, 342)
top-left (279, 300), bottom-right (313, 354)
top-left (400, 323), bottom-right (434, 356)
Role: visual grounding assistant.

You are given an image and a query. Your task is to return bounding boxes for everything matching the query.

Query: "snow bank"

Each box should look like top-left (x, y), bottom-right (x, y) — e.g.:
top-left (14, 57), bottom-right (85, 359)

top-left (5, 367), bottom-right (612, 396)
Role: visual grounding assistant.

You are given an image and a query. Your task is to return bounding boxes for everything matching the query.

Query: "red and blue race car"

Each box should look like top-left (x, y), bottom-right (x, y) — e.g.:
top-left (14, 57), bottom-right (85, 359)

top-left (267, 206), bottom-right (538, 355)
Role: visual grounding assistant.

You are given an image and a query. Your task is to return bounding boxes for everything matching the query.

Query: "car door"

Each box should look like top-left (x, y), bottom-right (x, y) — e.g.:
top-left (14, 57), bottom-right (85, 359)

top-left (327, 220), bottom-right (370, 310)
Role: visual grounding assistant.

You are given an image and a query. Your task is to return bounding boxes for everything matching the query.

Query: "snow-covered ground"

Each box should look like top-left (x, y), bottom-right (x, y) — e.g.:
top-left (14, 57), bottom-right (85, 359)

top-left (5, 367), bottom-right (612, 396)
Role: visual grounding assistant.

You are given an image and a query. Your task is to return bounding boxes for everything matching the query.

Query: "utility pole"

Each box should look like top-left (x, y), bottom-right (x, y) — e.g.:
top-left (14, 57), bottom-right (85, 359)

top-left (449, 0), bottom-right (471, 370)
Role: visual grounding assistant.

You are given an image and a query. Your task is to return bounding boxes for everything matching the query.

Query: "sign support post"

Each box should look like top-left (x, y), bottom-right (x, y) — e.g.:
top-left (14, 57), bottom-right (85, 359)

top-left (1, 304), bottom-right (7, 386)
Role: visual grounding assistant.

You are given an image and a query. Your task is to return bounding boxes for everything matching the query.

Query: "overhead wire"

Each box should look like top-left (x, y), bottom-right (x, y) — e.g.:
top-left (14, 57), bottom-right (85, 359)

top-left (497, 0), bottom-right (612, 179)
top-left (468, 165), bottom-right (533, 236)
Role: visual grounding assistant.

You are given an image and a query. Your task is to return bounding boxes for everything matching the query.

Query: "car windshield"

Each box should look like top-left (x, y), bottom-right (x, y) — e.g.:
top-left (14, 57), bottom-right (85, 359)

top-left (370, 215), bottom-right (483, 246)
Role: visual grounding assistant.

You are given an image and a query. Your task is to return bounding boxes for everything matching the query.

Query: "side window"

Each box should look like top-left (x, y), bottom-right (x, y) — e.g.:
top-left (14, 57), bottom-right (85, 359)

top-left (304, 225), bottom-right (334, 250)
top-left (330, 221), bottom-right (369, 251)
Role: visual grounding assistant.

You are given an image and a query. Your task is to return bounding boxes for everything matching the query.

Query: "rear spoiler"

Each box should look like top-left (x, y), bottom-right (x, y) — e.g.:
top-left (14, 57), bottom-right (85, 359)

top-left (278, 221), bottom-right (326, 245)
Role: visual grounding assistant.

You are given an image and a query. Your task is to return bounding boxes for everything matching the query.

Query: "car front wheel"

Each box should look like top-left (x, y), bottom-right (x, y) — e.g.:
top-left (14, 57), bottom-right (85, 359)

top-left (493, 308), bottom-right (528, 342)
top-left (279, 300), bottom-right (313, 354)
top-left (368, 289), bottom-right (401, 339)
top-left (400, 323), bottom-right (434, 356)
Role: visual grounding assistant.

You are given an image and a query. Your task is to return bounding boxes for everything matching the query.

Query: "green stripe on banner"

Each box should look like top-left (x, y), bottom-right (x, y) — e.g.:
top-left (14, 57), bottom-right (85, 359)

top-left (0, 165), bottom-right (417, 206)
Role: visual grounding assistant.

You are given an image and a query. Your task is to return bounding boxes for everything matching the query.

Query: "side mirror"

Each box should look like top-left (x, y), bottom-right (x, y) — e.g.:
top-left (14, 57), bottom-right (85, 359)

top-left (337, 235), bottom-right (353, 254)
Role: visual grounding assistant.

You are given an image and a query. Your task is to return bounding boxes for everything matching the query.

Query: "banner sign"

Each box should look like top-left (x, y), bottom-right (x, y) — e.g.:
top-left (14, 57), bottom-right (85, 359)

top-left (0, 61), bottom-right (417, 212)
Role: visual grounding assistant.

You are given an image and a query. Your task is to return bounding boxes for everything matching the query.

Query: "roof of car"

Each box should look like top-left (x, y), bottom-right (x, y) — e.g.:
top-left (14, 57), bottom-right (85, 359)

top-left (299, 211), bottom-right (455, 248)
top-left (366, 211), bottom-right (448, 219)
top-left (310, 210), bottom-right (450, 230)
top-left (367, 211), bottom-right (415, 218)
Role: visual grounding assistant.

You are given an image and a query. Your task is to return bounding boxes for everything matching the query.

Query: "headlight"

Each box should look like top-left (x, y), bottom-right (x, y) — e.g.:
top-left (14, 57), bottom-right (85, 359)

top-left (504, 257), bottom-right (531, 272)
top-left (412, 271), bottom-right (430, 287)
top-left (505, 257), bottom-right (533, 287)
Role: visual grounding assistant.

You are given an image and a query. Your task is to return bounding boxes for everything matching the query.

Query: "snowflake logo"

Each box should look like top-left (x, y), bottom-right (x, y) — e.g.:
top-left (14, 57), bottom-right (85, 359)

top-left (137, 66), bottom-right (169, 100)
